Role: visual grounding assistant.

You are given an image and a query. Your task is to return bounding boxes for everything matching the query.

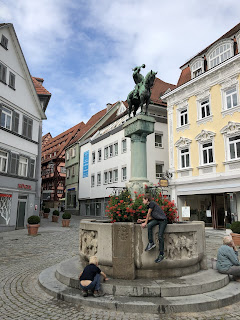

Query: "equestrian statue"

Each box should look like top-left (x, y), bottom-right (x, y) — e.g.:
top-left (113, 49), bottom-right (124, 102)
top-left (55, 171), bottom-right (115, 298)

top-left (127, 64), bottom-right (157, 117)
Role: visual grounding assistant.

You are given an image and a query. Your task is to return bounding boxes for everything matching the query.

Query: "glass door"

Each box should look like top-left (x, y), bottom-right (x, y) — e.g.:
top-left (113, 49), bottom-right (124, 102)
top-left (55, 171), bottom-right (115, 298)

top-left (16, 201), bottom-right (26, 229)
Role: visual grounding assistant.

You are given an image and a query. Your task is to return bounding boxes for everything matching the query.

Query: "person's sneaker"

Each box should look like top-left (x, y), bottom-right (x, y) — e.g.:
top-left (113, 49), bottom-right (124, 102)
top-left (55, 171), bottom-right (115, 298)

top-left (145, 242), bottom-right (156, 251)
top-left (155, 255), bottom-right (164, 263)
top-left (82, 291), bottom-right (88, 297)
top-left (93, 291), bottom-right (102, 297)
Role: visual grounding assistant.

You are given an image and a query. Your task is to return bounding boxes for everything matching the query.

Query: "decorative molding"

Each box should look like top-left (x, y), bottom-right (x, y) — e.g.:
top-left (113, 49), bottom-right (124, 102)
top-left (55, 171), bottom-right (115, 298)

top-left (175, 137), bottom-right (192, 148)
top-left (196, 90), bottom-right (210, 101)
top-left (176, 124), bottom-right (190, 132)
top-left (219, 76), bottom-right (238, 89)
top-left (195, 129), bottom-right (216, 142)
top-left (220, 121), bottom-right (240, 136)
top-left (221, 105), bottom-right (240, 118)
top-left (177, 100), bottom-right (188, 110)
top-left (197, 115), bottom-right (213, 126)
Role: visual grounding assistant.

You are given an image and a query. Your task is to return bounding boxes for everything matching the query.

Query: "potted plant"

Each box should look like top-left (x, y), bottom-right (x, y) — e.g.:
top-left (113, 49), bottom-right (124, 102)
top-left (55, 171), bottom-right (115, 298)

top-left (43, 207), bottom-right (50, 218)
top-left (230, 221), bottom-right (240, 246)
top-left (27, 215), bottom-right (40, 236)
top-left (62, 212), bottom-right (71, 227)
top-left (52, 210), bottom-right (59, 222)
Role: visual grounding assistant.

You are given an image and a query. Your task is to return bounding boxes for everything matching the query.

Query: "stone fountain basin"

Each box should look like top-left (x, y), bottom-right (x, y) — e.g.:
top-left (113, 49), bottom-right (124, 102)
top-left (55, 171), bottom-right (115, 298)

top-left (79, 220), bottom-right (207, 278)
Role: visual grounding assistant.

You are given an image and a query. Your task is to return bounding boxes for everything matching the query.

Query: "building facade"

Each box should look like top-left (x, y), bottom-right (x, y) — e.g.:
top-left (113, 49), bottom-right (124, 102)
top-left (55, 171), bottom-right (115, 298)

top-left (162, 23), bottom-right (240, 228)
top-left (0, 23), bottom-right (50, 231)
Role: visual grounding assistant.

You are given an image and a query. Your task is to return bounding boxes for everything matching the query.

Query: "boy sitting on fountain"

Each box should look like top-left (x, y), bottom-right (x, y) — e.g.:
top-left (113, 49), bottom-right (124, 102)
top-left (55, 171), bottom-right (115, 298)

top-left (137, 194), bottom-right (168, 263)
top-left (79, 256), bottom-right (108, 297)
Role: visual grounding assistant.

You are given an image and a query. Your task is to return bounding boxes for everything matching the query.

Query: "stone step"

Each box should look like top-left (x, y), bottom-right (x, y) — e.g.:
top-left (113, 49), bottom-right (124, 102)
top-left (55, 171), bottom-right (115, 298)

top-left (39, 264), bottom-right (240, 314)
top-left (55, 256), bottom-right (229, 297)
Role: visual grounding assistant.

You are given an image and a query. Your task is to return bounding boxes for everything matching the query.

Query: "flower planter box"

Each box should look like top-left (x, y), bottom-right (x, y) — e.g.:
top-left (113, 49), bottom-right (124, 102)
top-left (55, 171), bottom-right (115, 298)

top-left (62, 219), bottom-right (70, 227)
top-left (52, 215), bottom-right (59, 223)
top-left (27, 224), bottom-right (40, 236)
top-left (231, 233), bottom-right (240, 246)
top-left (43, 213), bottom-right (49, 219)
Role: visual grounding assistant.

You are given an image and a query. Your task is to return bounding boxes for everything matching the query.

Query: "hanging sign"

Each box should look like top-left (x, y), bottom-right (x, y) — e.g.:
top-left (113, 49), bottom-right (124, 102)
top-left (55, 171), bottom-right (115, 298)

top-left (83, 150), bottom-right (89, 178)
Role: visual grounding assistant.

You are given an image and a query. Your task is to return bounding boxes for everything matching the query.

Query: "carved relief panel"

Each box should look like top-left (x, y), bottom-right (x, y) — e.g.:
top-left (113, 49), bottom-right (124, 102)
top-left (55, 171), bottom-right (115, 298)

top-left (80, 230), bottom-right (98, 256)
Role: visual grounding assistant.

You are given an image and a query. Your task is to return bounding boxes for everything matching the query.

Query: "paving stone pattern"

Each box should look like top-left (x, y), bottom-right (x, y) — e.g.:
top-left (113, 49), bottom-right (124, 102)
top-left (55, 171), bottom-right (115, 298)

top-left (0, 215), bottom-right (240, 320)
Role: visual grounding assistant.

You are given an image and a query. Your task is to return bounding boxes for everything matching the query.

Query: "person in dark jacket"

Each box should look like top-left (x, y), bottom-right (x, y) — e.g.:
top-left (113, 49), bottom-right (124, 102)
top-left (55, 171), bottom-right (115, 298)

top-left (79, 256), bottom-right (108, 297)
top-left (138, 194), bottom-right (167, 263)
top-left (217, 236), bottom-right (240, 281)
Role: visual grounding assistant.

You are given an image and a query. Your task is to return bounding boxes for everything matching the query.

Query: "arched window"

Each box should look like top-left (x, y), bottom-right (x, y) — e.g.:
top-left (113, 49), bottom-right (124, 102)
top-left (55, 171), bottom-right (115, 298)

top-left (191, 59), bottom-right (203, 78)
top-left (209, 43), bottom-right (232, 68)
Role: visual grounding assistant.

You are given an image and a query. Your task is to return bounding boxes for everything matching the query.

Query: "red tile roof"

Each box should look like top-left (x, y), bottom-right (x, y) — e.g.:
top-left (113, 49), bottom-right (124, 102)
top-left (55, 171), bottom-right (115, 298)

top-left (177, 67), bottom-right (191, 87)
top-left (151, 78), bottom-right (176, 104)
top-left (32, 77), bottom-right (51, 96)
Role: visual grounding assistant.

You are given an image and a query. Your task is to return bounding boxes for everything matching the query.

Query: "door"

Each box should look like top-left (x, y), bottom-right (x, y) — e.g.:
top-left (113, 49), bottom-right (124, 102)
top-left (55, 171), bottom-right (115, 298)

top-left (16, 201), bottom-right (26, 229)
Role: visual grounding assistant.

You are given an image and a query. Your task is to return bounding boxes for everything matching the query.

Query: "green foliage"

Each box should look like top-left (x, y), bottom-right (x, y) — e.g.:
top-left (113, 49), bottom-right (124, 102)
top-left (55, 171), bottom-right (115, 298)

top-left (231, 221), bottom-right (240, 234)
top-left (44, 208), bottom-right (50, 213)
top-left (62, 213), bottom-right (71, 219)
top-left (106, 188), bottom-right (178, 223)
top-left (52, 210), bottom-right (59, 216)
top-left (27, 215), bottom-right (40, 224)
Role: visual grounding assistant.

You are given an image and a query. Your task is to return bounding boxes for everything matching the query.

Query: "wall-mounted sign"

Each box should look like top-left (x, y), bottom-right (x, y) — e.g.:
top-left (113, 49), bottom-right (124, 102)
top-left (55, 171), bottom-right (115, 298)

top-left (83, 151), bottom-right (89, 178)
top-left (182, 206), bottom-right (190, 218)
top-left (18, 184), bottom-right (32, 190)
top-left (0, 193), bottom-right (12, 197)
top-left (206, 210), bottom-right (211, 217)
top-left (159, 179), bottom-right (168, 187)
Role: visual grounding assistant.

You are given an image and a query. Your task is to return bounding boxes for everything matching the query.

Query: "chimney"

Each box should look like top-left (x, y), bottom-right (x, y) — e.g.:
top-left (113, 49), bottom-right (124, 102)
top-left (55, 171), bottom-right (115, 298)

top-left (106, 103), bottom-right (112, 113)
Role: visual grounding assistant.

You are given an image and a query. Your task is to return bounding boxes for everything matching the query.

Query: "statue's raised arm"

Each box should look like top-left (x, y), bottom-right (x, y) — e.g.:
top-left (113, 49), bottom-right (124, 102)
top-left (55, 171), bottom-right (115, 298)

top-left (132, 64), bottom-right (145, 85)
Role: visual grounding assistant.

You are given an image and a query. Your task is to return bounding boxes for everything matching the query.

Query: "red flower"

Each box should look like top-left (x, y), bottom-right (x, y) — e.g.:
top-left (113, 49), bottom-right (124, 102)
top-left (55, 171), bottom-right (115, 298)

top-left (120, 200), bottom-right (124, 203)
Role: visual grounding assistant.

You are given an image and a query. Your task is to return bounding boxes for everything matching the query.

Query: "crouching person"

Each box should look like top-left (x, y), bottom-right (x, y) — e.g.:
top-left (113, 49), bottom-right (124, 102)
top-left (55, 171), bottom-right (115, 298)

top-left (79, 256), bottom-right (108, 297)
top-left (216, 236), bottom-right (240, 281)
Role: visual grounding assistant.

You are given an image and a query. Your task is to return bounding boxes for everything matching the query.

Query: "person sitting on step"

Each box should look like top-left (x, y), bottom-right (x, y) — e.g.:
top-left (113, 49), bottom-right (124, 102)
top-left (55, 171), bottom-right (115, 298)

top-left (137, 194), bottom-right (167, 263)
top-left (216, 235), bottom-right (240, 281)
top-left (79, 256), bottom-right (108, 297)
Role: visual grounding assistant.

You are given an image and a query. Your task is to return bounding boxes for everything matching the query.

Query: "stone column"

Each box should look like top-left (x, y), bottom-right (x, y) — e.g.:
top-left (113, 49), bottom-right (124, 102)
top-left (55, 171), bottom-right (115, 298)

top-left (112, 222), bottom-right (135, 279)
top-left (123, 114), bottom-right (155, 199)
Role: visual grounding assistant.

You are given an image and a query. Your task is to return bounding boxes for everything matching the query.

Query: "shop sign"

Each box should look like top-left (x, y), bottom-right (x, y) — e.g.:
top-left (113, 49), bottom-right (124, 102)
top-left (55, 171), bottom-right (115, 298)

top-left (159, 179), bottom-right (168, 187)
top-left (0, 193), bottom-right (12, 197)
top-left (18, 184), bottom-right (32, 190)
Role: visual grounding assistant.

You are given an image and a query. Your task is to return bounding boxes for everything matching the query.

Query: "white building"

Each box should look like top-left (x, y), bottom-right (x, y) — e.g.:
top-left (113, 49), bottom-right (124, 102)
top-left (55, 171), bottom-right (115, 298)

top-left (78, 76), bottom-right (175, 219)
top-left (0, 23), bottom-right (50, 231)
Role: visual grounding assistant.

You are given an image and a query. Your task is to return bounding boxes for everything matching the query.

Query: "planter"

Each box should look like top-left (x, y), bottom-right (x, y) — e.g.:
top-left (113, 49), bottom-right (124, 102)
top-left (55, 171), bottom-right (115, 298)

top-left (43, 213), bottom-right (49, 219)
top-left (52, 215), bottom-right (59, 223)
top-left (27, 224), bottom-right (40, 236)
top-left (231, 233), bottom-right (240, 246)
top-left (62, 219), bottom-right (70, 227)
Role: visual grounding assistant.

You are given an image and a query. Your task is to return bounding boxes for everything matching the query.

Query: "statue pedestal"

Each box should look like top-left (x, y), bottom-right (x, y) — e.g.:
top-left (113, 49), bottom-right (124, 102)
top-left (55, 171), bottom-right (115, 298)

top-left (123, 114), bottom-right (155, 198)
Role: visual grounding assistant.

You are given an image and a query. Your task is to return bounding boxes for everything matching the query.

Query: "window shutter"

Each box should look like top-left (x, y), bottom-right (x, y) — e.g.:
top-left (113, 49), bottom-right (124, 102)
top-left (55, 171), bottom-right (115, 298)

top-left (27, 119), bottom-right (33, 139)
top-left (7, 151), bottom-right (11, 174)
top-left (12, 111), bottom-right (19, 133)
top-left (2, 65), bottom-right (6, 83)
top-left (29, 159), bottom-right (35, 178)
top-left (22, 116), bottom-right (27, 137)
top-left (10, 152), bottom-right (19, 175)
top-left (0, 105), bottom-right (2, 124)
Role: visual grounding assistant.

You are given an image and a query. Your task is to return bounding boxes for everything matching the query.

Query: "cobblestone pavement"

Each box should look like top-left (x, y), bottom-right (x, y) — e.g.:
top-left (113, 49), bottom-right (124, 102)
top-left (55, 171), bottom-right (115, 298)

top-left (0, 216), bottom-right (240, 320)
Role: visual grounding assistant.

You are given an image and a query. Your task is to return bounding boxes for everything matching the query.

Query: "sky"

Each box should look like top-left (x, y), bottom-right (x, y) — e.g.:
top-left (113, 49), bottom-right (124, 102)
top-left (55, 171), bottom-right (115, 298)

top-left (0, 0), bottom-right (240, 137)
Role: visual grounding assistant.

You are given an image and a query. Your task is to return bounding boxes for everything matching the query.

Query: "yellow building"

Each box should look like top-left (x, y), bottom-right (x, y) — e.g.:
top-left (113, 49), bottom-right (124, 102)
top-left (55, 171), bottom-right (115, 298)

top-left (162, 23), bottom-right (240, 229)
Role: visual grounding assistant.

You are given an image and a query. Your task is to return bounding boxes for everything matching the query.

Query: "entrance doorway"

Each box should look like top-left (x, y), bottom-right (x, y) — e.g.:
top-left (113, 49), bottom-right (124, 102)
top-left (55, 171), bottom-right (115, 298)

top-left (16, 200), bottom-right (26, 229)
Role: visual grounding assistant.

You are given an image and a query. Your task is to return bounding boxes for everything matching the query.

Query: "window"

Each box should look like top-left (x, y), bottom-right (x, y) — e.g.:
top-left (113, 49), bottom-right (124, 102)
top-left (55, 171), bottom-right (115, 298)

top-left (22, 116), bottom-right (33, 139)
top-left (0, 150), bottom-right (8, 173)
top-left (60, 167), bottom-right (66, 173)
top-left (109, 145), bottom-right (113, 157)
top-left (9, 72), bottom-right (15, 89)
top-left (18, 156), bottom-right (28, 177)
top-left (97, 173), bottom-right (101, 186)
top-left (0, 106), bottom-right (12, 130)
top-left (66, 151), bottom-right (69, 160)
top-left (104, 171), bottom-right (108, 184)
top-left (85, 199), bottom-right (101, 216)
top-left (72, 165), bottom-right (75, 176)
top-left (92, 151), bottom-right (95, 164)
top-left (122, 139), bottom-right (127, 153)
top-left (229, 135), bottom-right (240, 160)
top-left (113, 169), bottom-right (118, 182)
top-left (181, 148), bottom-right (190, 168)
top-left (109, 170), bottom-right (113, 183)
top-left (202, 142), bottom-right (214, 164)
top-left (91, 175), bottom-right (95, 187)
top-left (200, 99), bottom-right (211, 118)
top-left (0, 62), bottom-right (7, 83)
top-left (67, 169), bottom-right (70, 178)
top-left (122, 167), bottom-right (127, 181)
top-left (192, 60), bottom-right (203, 78)
top-left (72, 147), bottom-right (76, 158)
top-left (156, 164), bottom-right (163, 179)
top-left (180, 108), bottom-right (188, 126)
top-left (1, 35), bottom-right (8, 49)
top-left (114, 142), bottom-right (118, 156)
top-left (98, 149), bottom-right (102, 161)
top-left (104, 146), bottom-right (108, 159)
top-left (209, 43), bottom-right (232, 69)
top-left (29, 159), bottom-right (35, 178)
top-left (155, 134), bottom-right (163, 148)
top-left (225, 87), bottom-right (238, 109)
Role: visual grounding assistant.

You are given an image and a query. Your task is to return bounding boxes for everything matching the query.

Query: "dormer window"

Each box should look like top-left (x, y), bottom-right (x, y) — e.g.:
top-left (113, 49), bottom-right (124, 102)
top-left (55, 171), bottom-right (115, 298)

top-left (192, 60), bottom-right (203, 78)
top-left (209, 42), bottom-right (232, 69)
top-left (1, 35), bottom-right (8, 49)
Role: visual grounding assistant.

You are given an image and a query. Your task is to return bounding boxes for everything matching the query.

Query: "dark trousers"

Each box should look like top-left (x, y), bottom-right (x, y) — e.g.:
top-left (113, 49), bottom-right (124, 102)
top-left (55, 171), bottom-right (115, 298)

top-left (79, 273), bottom-right (101, 291)
top-left (147, 219), bottom-right (167, 253)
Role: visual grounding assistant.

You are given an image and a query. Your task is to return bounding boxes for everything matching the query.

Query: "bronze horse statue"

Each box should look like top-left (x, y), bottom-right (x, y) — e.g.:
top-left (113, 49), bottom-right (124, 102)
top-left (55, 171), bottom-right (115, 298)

top-left (127, 70), bottom-right (157, 117)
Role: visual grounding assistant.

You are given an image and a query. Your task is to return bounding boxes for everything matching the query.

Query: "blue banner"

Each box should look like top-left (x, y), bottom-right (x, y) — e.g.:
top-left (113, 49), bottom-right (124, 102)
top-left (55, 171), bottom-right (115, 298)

top-left (83, 150), bottom-right (89, 178)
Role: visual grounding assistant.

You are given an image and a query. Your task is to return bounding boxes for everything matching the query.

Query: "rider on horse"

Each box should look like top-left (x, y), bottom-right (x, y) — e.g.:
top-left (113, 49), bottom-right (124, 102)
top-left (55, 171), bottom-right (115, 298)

top-left (132, 64), bottom-right (145, 100)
